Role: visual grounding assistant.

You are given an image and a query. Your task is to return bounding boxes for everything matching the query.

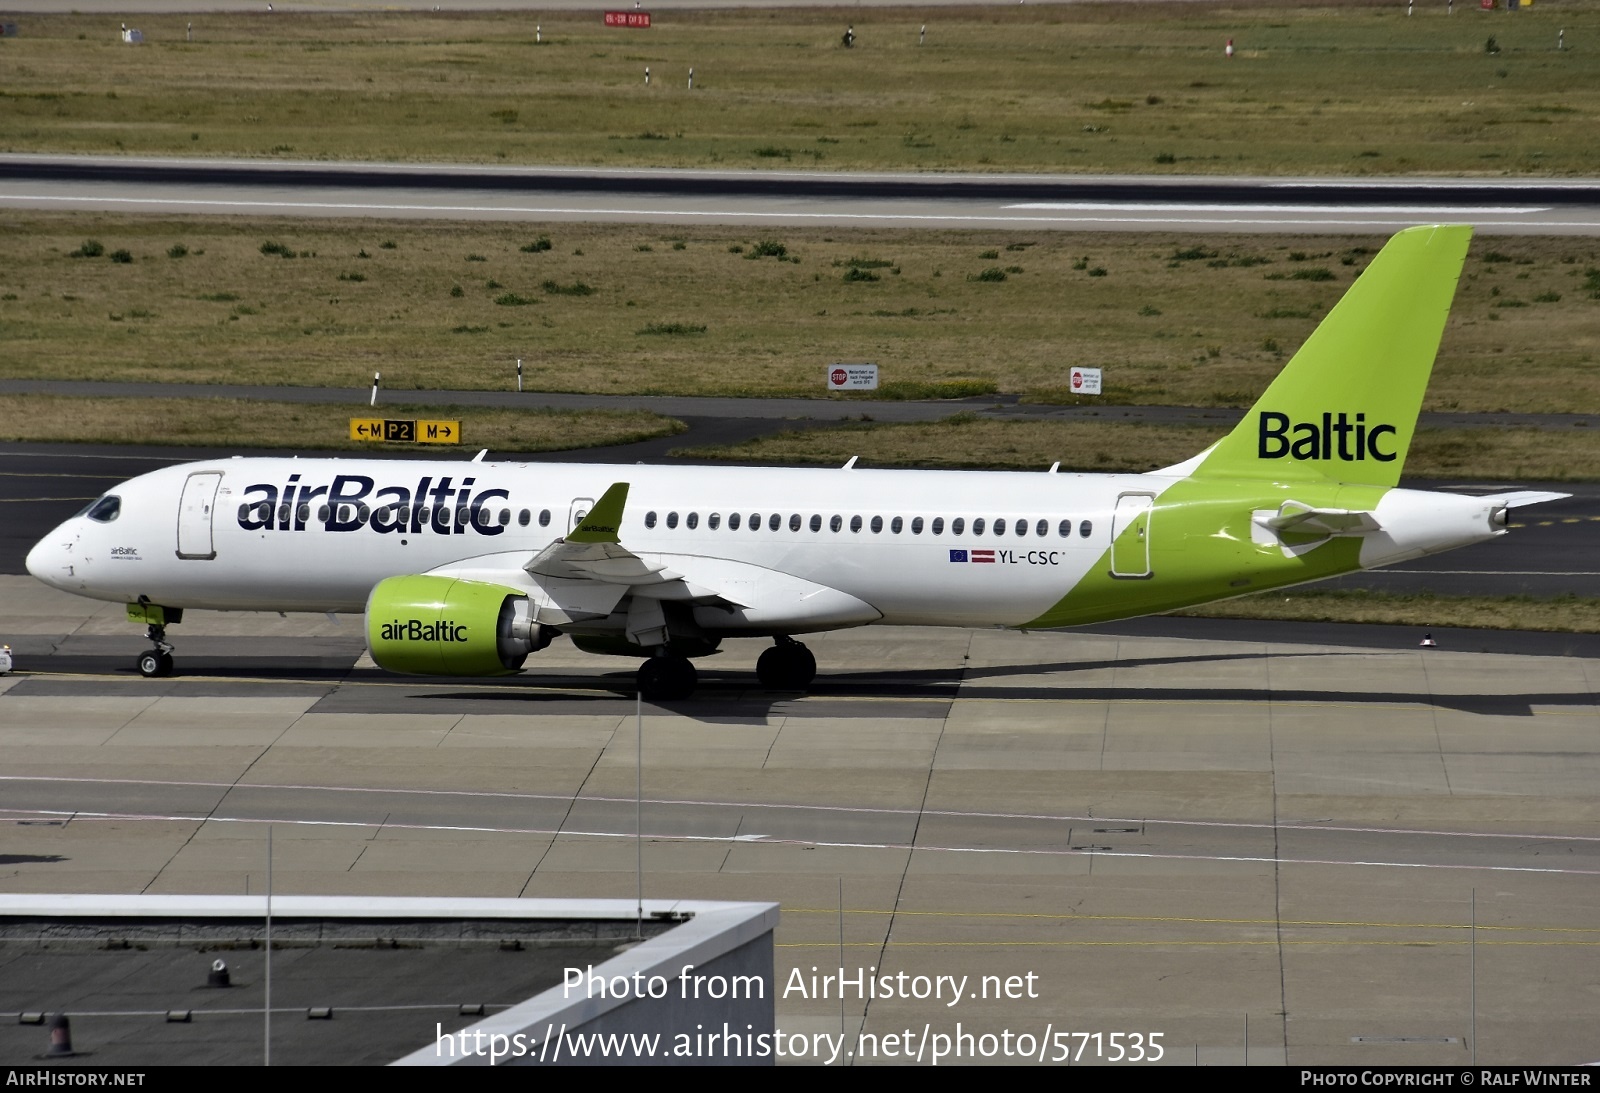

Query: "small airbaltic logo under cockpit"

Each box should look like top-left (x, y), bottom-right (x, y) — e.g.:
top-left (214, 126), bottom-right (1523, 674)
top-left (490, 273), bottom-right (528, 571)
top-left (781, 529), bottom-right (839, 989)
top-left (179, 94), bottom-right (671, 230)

top-left (1257, 412), bottom-right (1398, 462)
top-left (380, 620), bottom-right (469, 642)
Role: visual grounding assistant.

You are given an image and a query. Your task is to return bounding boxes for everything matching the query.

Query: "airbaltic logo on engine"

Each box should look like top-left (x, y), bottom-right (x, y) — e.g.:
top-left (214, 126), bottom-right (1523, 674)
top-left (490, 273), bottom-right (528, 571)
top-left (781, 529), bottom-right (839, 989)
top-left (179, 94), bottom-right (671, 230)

top-left (1258, 412), bottom-right (1398, 463)
top-left (380, 619), bottom-right (469, 643)
top-left (236, 474), bottom-right (509, 536)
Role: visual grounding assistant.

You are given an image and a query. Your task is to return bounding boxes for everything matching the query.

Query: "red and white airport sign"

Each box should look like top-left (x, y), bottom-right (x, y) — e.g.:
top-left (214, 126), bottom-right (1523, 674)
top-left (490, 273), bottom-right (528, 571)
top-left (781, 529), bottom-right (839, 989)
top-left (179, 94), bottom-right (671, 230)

top-left (828, 363), bottom-right (879, 391)
top-left (604, 11), bottom-right (652, 27)
top-left (1069, 367), bottom-right (1102, 395)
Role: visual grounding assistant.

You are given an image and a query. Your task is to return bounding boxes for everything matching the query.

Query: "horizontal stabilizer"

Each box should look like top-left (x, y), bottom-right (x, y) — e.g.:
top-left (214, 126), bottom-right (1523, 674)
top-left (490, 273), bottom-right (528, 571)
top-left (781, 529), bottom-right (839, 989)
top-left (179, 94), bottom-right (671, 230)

top-left (1255, 501), bottom-right (1381, 536)
top-left (1474, 490), bottom-right (1570, 509)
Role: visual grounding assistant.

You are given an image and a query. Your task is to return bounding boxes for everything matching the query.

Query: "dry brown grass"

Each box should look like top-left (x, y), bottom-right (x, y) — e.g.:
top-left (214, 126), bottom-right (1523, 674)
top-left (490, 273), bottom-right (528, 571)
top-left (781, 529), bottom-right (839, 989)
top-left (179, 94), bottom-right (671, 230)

top-left (674, 416), bottom-right (1600, 480)
top-left (2, 215), bottom-right (1596, 413)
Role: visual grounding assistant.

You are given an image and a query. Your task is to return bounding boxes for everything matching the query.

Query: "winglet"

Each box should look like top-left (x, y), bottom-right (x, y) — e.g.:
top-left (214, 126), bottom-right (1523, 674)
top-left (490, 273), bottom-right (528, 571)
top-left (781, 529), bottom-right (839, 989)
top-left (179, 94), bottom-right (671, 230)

top-left (567, 482), bottom-right (630, 543)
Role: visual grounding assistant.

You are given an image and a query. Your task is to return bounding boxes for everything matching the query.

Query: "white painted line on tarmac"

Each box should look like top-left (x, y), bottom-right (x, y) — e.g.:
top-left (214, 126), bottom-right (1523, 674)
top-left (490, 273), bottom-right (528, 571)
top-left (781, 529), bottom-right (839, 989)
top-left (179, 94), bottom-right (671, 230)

top-left (9, 806), bottom-right (1599, 877)
top-left (7, 774), bottom-right (1598, 844)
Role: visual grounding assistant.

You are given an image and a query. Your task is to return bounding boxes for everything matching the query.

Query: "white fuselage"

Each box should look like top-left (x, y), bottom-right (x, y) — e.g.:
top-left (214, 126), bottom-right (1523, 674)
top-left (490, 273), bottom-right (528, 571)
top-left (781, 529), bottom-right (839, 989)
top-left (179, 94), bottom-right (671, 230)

top-left (26, 456), bottom-right (1511, 637)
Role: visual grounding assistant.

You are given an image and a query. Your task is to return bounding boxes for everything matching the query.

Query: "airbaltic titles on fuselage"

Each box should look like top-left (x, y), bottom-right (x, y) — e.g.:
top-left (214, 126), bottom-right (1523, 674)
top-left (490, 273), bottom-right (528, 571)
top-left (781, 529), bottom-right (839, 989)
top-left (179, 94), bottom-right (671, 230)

top-left (237, 474), bottom-right (510, 536)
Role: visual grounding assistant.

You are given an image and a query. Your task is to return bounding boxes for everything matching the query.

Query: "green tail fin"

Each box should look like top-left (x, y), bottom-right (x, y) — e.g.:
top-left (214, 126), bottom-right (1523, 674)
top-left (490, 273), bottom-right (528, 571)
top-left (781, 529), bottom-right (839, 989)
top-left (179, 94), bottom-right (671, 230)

top-left (1191, 224), bottom-right (1472, 487)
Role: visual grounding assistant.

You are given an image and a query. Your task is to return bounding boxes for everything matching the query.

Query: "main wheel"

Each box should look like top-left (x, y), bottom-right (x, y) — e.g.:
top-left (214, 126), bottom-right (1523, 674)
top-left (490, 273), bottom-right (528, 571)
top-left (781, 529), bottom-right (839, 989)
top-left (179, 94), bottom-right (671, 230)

top-left (638, 655), bottom-right (697, 701)
top-left (756, 642), bottom-right (816, 690)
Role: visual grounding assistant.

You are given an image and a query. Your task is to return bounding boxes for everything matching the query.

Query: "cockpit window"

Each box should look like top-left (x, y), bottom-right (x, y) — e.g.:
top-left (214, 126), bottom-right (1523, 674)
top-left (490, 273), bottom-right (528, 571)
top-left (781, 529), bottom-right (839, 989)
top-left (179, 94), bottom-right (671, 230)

top-left (85, 495), bottom-right (121, 523)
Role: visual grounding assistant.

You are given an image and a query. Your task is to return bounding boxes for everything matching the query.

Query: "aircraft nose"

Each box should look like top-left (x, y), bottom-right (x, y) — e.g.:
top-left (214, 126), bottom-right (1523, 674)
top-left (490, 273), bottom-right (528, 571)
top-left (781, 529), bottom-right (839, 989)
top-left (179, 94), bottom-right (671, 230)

top-left (25, 529), bottom-right (73, 587)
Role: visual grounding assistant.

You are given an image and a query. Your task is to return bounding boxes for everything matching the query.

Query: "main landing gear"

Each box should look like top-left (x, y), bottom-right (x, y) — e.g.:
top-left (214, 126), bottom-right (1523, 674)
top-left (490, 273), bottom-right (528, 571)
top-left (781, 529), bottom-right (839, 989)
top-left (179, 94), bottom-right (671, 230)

top-left (756, 637), bottom-right (816, 691)
top-left (137, 624), bottom-right (174, 678)
top-left (637, 652), bottom-right (697, 702)
top-left (634, 637), bottom-right (817, 701)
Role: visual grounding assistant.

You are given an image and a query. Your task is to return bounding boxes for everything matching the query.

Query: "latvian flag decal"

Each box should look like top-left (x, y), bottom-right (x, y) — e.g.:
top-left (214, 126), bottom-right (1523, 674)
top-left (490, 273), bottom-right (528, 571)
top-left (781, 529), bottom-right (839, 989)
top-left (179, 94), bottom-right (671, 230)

top-left (971, 549), bottom-right (996, 563)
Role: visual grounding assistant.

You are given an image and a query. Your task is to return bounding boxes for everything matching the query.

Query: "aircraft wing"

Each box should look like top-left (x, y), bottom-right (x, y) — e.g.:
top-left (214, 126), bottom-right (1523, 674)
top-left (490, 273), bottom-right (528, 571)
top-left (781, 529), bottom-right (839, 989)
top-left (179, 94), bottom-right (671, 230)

top-left (427, 480), bottom-right (877, 632)
top-left (521, 482), bottom-right (729, 599)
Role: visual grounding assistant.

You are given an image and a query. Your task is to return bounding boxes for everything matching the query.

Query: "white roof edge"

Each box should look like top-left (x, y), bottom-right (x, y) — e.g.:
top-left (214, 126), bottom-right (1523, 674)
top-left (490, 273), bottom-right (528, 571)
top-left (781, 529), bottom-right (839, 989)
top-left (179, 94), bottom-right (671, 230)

top-left (0, 894), bottom-right (778, 922)
top-left (392, 900), bottom-right (779, 1066)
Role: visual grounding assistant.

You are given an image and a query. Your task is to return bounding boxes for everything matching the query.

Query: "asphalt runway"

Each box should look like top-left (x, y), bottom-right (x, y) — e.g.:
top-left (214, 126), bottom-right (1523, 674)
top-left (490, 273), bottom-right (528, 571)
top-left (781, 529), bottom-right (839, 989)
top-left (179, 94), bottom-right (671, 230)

top-left (5, 155), bottom-right (1600, 235)
top-left (5, 577), bottom-right (1600, 1065)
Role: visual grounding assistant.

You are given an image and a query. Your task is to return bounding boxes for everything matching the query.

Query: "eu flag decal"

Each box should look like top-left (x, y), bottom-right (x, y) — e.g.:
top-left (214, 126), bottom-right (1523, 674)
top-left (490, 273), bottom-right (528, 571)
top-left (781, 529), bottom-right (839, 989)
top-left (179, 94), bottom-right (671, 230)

top-left (949, 550), bottom-right (968, 562)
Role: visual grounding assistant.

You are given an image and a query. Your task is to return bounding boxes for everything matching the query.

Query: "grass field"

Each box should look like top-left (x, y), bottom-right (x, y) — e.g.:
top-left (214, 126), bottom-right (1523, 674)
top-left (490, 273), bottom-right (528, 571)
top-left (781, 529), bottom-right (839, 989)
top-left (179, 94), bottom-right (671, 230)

top-left (0, 394), bottom-right (684, 452)
top-left (3, 215), bottom-right (1596, 413)
top-left (2, 4), bottom-right (1598, 176)
top-left (672, 415), bottom-right (1600, 479)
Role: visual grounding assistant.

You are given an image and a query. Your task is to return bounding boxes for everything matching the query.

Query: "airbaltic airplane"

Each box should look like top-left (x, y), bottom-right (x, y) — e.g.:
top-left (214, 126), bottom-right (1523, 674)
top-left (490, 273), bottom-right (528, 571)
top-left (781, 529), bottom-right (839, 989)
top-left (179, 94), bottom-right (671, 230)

top-left (25, 225), bottom-right (1565, 699)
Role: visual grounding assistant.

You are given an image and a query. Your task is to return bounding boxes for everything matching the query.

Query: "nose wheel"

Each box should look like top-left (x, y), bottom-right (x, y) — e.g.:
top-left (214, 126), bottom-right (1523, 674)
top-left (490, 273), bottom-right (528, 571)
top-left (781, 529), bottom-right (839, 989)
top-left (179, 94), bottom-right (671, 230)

top-left (756, 637), bottom-right (816, 691)
top-left (137, 624), bottom-right (175, 678)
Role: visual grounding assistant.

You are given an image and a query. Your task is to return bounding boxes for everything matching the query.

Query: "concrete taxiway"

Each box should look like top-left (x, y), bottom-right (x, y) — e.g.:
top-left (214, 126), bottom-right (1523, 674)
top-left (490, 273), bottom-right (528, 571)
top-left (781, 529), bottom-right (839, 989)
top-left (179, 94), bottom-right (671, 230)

top-left (3, 575), bottom-right (1598, 1065)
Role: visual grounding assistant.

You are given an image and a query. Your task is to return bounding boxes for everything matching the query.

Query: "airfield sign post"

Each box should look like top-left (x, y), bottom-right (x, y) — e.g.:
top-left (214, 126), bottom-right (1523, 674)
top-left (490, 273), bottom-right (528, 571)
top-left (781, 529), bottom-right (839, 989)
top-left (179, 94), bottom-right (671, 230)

top-left (827, 362), bottom-right (879, 391)
top-left (349, 418), bottom-right (462, 444)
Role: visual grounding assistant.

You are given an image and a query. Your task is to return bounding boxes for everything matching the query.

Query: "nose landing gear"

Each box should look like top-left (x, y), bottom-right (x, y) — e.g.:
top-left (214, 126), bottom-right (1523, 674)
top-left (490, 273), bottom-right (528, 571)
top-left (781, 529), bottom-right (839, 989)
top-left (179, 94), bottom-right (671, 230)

top-left (136, 624), bottom-right (174, 678)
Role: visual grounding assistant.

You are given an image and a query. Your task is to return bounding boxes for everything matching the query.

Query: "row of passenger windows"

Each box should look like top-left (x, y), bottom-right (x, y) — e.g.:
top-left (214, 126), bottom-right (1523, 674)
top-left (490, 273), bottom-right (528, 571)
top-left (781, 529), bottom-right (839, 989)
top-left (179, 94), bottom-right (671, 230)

top-left (642, 510), bottom-right (1094, 539)
top-left (235, 498), bottom-right (1094, 541)
top-left (240, 502), bottom-right (554, 528)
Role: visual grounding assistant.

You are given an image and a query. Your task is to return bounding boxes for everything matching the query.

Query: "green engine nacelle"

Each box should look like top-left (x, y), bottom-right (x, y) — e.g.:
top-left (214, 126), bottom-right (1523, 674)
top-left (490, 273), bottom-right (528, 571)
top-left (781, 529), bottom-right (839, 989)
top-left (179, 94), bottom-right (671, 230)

top-left (365, 575), bottom-right (551, 676)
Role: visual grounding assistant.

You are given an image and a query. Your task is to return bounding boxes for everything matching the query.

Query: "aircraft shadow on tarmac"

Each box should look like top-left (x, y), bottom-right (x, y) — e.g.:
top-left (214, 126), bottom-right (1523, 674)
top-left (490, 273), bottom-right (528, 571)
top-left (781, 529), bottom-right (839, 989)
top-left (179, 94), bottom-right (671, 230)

top-left (20, 648), bottom-right (1593, 718)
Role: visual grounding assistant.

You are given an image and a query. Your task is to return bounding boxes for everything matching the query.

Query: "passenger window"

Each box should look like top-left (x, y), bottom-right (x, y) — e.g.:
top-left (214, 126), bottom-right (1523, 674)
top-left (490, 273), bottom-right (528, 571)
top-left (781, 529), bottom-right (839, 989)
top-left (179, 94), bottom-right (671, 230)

top-left (439, 507), bottom-right (452, 527)
top-left (752, 513), bottom-right (762, 531)
top-left (666, 512), bottom-right (679, 529)
top-left (993, 518), bottom-right (1006, 535)
top-left (952, 517), bottom-right (965, 535)
top-left (891, 516), bottom-right (903, 534)
top-left (645, 511), bottom-right (657, 529)
top-left (912, 517), bottom-right (924, 534)
top-left (686, 512), bottom-right (699, 530)
top-left (360, 504), bottom-right (373, 522)
top-left (1058, 519), bottom-right (1071, 537)
top-left (1016, 519), bottom-right (1026, 537)
top-left (769, 513), bottom-right (782, 532)
top-left (931, 517), bottom-right (944, 535)
top-left (499, 509), bottom-right (511, 526)
top-left (318, 505), bottom-right (330, 522)
top-left (1079, 520), bottom-right (1093, 538)
top-left (870, 515), bottom-right (883, 533)
top-left (86, 495), bottom-right (122, 523)
top-left (830, 515), bottom-right (843, 532)
top-left (810, 514), bottom-right (822, 532)
top-left (850, 515), bottom-right (863, 533)
top-left (708, 512), bottom-right (720, 530)
top-left (519, 509), bottom-right (531, 527)
top-left (729, 513), bottom-right (741, 531)
top-left (1036, 519), bottom-right (1048, 537)
top-left (539, 509), bottom-right (552, 528)
top-left (455, 506), bottom-right (468, 525)
top-left (789, 514), bottom-right (802, 532)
